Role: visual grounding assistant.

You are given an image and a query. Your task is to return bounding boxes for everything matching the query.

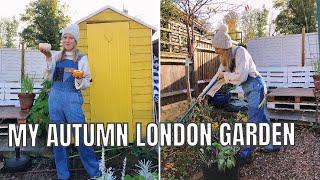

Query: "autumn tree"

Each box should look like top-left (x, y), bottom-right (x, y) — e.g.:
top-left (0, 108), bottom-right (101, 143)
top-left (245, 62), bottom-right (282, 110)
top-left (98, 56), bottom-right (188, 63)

top-left (223, 11), bottom-right (239, 40)
top-left (240, 6), bottom-right (268, 42)
top-left (172, 0), bottom-right (240, 100)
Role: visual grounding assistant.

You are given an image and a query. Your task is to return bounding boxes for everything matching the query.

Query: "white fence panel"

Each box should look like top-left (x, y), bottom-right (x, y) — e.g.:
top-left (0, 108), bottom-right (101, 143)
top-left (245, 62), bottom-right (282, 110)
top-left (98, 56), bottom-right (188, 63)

top-left (248, 33), bottom-right (319, 67)
top-left (0, 48), bottom-right (57, 106)
top-left (0, 48), bottom-right (58, 83)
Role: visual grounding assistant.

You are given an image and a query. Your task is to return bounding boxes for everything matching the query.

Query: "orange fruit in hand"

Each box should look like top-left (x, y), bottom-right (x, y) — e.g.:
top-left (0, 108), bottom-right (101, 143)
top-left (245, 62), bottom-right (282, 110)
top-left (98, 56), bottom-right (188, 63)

top-left (72, 70), bottom-right (84, 78)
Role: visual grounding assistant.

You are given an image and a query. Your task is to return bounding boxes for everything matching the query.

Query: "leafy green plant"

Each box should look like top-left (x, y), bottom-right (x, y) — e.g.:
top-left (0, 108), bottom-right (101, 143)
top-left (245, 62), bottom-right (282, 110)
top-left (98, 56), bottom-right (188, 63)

top-left (219, 84), bottom-right (236, 93)
top-left (199, 145), bottom-right (217, 168)
top-left (28, 79), bottom-right (51, 136)
top-left (313, 60), bottom-right (320, 76)
top-left (308, 122), bottom-right (320, 132)
top-left (21, 75), bottom-right (34, 94)
top-left (213, 143), bottom-right (239, 172)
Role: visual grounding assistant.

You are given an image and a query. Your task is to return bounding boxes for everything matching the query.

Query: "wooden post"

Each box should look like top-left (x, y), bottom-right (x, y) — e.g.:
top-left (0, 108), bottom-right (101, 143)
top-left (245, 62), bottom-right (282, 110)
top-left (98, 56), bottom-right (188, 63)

top-left (168, 23), bottom-right (172, 53)
top-left (301, 27), bottom-right (305, 67)
top-left (193, 37), bottom-right (199, 96)
top-left (21, 42), bottom-right (25, 80)
top-left (185, 58), bottom-right (192, 102)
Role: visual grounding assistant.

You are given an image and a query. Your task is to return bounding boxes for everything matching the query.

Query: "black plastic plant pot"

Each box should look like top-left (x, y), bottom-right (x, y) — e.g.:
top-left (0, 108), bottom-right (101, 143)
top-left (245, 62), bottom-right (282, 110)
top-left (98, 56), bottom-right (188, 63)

top-left (4, 147), bottom-right (32, 172)
top-left (209, 92), bottom-right (231, 107)
top-left (202, 165), bottom-right (239, 180)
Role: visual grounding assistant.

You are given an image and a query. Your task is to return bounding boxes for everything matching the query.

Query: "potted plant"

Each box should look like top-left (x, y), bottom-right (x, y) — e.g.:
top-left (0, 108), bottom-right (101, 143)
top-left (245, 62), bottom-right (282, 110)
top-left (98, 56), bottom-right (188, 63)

top-left (313, 60), bottom-right (320, 91)
top-left (18, 75), bottom-right (35, 110)
top-left (199, 143), bottom-right (239, 180)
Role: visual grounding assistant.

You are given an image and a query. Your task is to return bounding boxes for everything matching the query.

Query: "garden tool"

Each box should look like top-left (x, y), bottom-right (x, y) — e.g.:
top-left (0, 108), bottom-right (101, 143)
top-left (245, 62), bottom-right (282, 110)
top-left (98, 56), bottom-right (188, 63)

top-left (178, 79), bottom-right (219, 123)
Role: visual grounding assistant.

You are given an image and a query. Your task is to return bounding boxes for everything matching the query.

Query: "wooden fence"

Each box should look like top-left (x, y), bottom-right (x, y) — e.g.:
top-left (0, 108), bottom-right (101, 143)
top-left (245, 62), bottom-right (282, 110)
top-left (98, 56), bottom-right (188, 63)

top-left (160, 21), bottom-right (220, 106)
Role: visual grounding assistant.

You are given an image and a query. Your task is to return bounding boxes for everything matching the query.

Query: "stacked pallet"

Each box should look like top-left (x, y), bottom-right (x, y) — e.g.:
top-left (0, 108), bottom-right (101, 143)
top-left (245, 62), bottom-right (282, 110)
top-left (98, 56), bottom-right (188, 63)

top-left (0, 107), bottom-right (29, 136)
top-left (267, 88), bottom-right (318, 122)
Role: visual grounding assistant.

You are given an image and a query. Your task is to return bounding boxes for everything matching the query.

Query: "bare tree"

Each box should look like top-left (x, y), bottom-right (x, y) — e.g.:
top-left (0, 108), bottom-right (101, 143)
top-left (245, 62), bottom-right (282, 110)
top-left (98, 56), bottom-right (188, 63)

top-left (172, 0), bottom-right (241, 101)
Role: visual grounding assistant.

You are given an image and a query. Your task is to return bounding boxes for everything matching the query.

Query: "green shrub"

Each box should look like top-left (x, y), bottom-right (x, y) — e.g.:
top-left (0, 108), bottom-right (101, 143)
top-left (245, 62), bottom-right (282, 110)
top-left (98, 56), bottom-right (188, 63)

top-left (313, 60), bottom-right (320, 76)
top-left (28, 79), bottom-right (51, 136)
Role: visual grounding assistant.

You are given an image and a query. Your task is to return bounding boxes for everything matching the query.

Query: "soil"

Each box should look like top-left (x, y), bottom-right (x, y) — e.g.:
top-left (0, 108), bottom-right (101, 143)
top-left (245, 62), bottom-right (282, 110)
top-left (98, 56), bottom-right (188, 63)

top-left (161, 102), bottom-right (320, 180)
top-left (0, 146), bottom-right (158, 180)
top-left (161, 100), bottom-right (190, 121)
top-left (0, 157), bottom-right (90, 180)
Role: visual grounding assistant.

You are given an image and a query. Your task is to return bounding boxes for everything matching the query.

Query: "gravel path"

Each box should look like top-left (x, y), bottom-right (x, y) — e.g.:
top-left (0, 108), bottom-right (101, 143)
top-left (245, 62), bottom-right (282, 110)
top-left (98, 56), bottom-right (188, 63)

top-left (240, 125), bottom-right (320, 180)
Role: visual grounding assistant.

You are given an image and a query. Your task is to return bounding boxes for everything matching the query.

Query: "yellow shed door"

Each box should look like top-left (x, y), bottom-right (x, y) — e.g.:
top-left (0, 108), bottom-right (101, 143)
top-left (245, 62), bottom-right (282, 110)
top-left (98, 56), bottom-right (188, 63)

top-left (87, 22), bottom-right (133, 139)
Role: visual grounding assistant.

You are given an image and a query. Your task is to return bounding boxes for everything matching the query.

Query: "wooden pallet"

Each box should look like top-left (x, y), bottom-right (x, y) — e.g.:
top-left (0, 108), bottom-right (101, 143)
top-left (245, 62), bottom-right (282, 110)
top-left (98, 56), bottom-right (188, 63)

top-left (268, 101), bottom-right (317, 112)
top-left (4, 82), bottom-right (42, 100)
top-left (287, 67), bottom-right (314, 88)
top-left (259, 67), bottom-right (288, 88)
top-left (269, 109), bottom-right (317, 122)
top-left (1, 82), bottom-right (42, 106)
top-left (267, 88), bottom-right (315, 103)
top-left (257, 66), bottom-right (315, 88)
top-left (0, 124), bottom-right (8, 135)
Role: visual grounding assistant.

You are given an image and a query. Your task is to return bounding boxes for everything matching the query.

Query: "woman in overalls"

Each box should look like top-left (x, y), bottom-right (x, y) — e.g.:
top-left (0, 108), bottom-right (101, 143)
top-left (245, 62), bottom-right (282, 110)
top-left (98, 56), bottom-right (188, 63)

top-left (40, 24), bottom-right (100, 179)
top-left (199, 24), bottom-right (279, 163)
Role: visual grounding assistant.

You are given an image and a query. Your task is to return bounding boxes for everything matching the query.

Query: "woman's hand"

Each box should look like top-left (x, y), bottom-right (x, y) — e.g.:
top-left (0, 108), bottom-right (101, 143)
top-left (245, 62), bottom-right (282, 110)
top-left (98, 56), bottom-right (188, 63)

top-left (40, 49), bottom-right (52, 59)
top-left (197, 94), bottom-right (205, 103)
top-left (218, 71), bottom-right (225, 80)
top-left (72, 70), bottom-right (84, 79)
top-left (39, 43), bottom-right (52, 58)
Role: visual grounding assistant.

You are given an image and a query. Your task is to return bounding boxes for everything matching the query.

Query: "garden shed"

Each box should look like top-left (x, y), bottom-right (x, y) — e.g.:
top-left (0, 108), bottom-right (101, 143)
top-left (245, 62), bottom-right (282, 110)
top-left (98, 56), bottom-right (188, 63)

top-left (76, 5), bottom-right (156, 140)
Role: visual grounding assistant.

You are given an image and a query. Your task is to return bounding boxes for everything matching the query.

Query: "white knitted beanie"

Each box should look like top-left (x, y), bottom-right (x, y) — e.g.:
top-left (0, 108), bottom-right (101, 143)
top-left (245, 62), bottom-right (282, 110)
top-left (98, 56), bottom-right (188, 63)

top-left (212, 24), bottom-right (232, 49)
top-left (61, 24), bottom-right (80, 43)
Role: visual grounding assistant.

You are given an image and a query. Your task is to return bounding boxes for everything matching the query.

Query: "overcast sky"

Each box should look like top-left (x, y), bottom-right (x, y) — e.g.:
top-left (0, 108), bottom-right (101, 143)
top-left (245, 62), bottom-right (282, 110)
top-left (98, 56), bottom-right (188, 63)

top-left (0, 0), bottom-right (275, 41)
top-left (0, 0), bottom-right (160, 39)
top-left (208, 0), bottom-right (275, 30)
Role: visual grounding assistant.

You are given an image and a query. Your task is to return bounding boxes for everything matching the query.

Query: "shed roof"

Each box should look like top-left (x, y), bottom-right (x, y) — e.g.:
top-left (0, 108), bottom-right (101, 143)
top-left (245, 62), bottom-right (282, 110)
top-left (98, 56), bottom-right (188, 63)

top-left (75, 5), bottom-right (157, 34)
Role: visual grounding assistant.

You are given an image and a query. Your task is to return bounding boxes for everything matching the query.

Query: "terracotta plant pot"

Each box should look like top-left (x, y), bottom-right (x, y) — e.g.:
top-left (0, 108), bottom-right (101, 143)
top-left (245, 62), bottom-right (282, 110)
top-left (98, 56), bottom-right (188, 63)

top-left (18, 93), bottom-right (35, 110)
top-left (313, 75), bottom-right (320, 91)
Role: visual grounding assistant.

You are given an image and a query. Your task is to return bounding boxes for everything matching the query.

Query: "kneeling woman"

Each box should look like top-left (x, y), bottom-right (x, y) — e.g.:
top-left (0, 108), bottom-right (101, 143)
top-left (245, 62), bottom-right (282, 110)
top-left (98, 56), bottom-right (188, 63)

top-left (199, 24), bottom-right (279, 162)
top-left (41, 24), bottom-right (100, 179)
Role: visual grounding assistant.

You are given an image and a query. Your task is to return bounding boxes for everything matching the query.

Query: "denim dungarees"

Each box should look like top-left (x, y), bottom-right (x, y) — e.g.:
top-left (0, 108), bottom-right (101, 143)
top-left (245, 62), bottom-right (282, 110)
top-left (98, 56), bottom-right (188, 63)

top-left (48, 55), bottom-right (100, 180)
top-left (239, 75), bottom-right (275, 158)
